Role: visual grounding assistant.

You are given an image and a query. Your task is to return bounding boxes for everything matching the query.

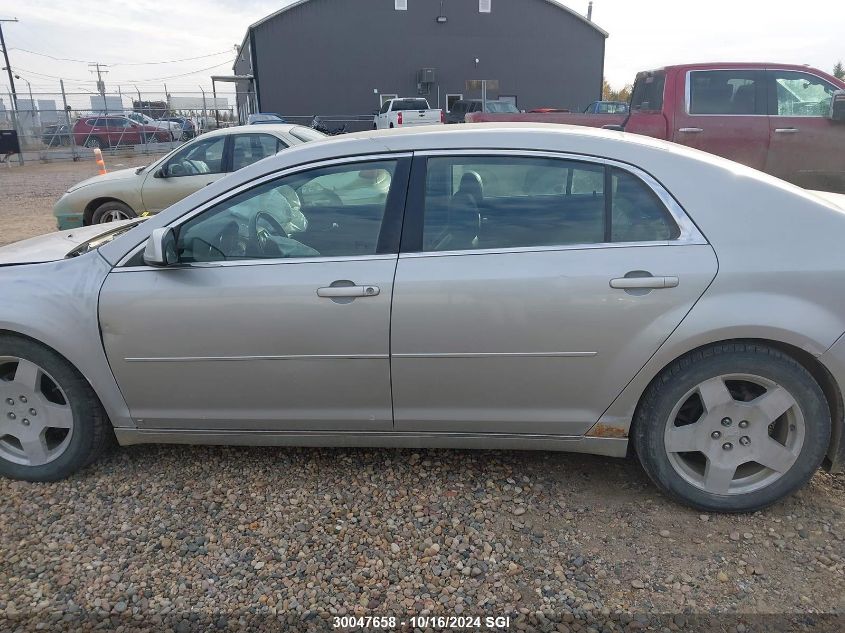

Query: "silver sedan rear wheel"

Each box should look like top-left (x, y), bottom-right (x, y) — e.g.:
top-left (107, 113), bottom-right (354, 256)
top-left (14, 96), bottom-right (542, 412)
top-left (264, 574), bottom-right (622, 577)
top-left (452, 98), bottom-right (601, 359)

top-left (633, 342), bottom-right (830, 512)
top-left (664, 373), bottom-right (805, 495)
top-left (0, 356), bottom-right (74, 466)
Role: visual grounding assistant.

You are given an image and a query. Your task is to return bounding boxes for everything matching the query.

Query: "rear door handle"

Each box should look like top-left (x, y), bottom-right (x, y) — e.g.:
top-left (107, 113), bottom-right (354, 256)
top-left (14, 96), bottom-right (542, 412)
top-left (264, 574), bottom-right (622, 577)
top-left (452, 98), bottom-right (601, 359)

top-left (610, 276), bottom-right (679, 289)
top-left (774, 128), bottom-right (799, 134)
top-left (317, 285), bottom-right (380, 298)
top-left (678, 127), bottom-right (703, 133)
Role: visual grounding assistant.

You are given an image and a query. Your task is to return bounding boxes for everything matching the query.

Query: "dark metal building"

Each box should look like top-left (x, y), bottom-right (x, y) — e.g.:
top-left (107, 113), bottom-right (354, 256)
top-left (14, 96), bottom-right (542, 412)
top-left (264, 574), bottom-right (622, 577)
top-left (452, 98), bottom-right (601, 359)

top-left (234, 0), bottom-right (607, 125)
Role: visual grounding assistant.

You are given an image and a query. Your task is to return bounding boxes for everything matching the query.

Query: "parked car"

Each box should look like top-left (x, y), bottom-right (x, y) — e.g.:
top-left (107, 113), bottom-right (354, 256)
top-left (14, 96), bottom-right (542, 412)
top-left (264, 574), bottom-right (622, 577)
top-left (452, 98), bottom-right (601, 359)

top-left (466, 62), bottom-right (845, 192)
top-left (7, 124), bottom-right (845, 512)
top-left (41, 123), bottom-right (72, 147)
top-left (159, 116), bottom-right (196, 140)
top-left (583, 100), bottom-right (630, 114)
top-left (445, 99), bottom-right (520, 124)
top-left (126, 112), bottom-right (182, 141)
top-left (53, 124), bottom-right (326, 228)
top-left (71, 116), bottom-right (170, 150)
top-left (248, 113), bottom-right (288, 125)
top-left (374, 98), bottom-right (444, 129)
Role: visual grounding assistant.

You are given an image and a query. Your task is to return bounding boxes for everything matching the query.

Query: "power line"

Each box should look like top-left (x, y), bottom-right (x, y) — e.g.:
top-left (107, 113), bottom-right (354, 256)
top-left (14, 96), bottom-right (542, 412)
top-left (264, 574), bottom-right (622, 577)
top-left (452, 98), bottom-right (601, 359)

top-left (11, 58), bottom-right (234, 84)
top-left (7, 47), bottom-right (234, 66)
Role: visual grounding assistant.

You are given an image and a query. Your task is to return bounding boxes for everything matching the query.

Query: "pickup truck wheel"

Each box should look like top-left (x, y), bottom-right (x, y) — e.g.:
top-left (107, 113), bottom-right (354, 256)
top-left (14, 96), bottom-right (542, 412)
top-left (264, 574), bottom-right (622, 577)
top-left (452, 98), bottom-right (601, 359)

top-left (389, 123), bottom-right (394, 128)
top-left (0, 336), bottom-right (113, 482)
top-left (92, 201), bottom-right (137, 224)
top-left (633, 342), bottom-right (830, 513)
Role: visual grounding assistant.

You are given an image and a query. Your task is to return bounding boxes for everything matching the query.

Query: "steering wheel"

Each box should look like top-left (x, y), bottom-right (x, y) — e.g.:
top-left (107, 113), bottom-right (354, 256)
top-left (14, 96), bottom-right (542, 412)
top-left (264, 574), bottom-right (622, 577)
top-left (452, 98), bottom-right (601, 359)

top-left (248, 210), bottom-right (288, 258)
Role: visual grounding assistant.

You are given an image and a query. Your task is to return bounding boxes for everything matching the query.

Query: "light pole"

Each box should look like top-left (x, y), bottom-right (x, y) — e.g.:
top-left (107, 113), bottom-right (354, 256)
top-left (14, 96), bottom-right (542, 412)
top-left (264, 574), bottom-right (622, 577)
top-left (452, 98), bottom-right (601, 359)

top-left (13, 73), bottom-right (35, 127)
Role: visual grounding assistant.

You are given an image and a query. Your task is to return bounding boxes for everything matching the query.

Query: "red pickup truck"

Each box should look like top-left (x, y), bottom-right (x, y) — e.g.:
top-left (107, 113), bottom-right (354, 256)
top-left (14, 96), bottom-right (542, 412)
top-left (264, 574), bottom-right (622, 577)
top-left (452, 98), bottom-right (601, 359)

top-left (467, 63), bottom-right (845, 192)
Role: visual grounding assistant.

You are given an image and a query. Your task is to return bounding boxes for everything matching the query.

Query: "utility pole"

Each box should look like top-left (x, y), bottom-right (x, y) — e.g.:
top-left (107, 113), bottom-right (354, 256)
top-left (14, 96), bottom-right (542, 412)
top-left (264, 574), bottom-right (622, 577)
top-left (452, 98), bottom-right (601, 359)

top-left (88, 62), bottom-right (108, 113)
top-left (0, 17), bottom-right (20, 110)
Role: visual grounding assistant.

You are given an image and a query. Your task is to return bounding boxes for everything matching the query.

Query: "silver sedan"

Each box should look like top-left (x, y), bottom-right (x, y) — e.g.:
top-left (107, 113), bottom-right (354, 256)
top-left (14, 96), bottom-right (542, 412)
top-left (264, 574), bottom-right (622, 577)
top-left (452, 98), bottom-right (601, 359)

top-left (2, 123), bottom-right (845, 513)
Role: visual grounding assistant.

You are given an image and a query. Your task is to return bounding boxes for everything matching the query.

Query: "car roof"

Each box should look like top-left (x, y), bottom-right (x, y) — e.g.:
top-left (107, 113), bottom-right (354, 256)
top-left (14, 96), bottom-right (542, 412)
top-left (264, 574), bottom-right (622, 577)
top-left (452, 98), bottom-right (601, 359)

top-left (195, 123), bottom-right (307, 138)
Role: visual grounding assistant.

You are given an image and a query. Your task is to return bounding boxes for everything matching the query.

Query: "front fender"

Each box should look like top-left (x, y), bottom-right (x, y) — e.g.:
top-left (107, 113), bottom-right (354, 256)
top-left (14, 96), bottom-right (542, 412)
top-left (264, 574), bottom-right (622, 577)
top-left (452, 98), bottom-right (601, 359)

top-left (0, 253), bottom-right (133, 429)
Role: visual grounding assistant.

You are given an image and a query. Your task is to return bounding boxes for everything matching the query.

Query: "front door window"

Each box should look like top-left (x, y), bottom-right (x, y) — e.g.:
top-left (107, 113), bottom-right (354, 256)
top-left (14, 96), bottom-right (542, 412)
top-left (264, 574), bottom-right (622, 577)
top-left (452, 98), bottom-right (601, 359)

top-left (176, 160), bottom-right (399, 262)
top-left (772, 71), bottom-right (837, 117)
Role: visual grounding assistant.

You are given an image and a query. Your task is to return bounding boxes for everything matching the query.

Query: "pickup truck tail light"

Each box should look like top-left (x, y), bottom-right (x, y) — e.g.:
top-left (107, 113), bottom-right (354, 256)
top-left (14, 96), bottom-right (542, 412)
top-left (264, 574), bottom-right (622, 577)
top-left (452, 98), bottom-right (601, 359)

top-left (397, 112), bottom-right (403, 125)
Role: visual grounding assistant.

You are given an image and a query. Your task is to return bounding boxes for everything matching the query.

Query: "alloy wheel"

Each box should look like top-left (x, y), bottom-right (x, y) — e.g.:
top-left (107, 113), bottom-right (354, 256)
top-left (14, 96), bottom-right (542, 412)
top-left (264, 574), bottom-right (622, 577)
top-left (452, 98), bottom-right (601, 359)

top-left (97, 209), bottom-right (133, 223)
top-left (663, 373), bottom-right (804, 495)
top-left (0, 357), bottom-right (74, 466)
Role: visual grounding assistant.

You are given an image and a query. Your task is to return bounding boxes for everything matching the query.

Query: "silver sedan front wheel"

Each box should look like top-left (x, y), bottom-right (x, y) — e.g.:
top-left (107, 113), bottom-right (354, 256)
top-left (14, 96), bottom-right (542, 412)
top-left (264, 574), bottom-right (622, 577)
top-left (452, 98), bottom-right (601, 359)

top-left (0, 357), bottom-right (74, 466)
top-left (0, 336), bottom-right (113, 481)
top-left (634, 342), bottom-right (830, 513)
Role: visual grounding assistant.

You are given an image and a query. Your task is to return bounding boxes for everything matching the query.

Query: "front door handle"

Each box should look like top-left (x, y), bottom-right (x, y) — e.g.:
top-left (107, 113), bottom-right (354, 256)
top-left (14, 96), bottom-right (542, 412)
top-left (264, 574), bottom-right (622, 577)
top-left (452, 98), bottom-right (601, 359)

top-left (610, 276), bottom-right (679, 289)
top-left (678, 127), bottom-right (703, 133)
top-left (774, 128), bottom-right (799, 134)
top-left (317, 285), bottom-right (380, 298)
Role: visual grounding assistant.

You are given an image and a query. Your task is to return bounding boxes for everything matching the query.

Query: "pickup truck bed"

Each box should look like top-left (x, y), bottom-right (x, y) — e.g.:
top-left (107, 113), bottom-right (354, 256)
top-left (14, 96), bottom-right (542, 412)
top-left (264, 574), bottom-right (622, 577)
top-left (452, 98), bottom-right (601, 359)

top-left (466, 111), bottom-right (626, 129)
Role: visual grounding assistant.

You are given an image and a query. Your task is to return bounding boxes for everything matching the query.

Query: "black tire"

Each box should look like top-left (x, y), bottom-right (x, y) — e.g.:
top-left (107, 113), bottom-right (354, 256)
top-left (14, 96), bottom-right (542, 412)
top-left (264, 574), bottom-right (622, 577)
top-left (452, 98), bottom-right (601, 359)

top-left (83, 136), bottom-right (104, 150)
top-left (0, 335), bottom-right (113, 482)
top-left (633, 341), bottom-right (831, 513)
top-left (91, 201), bottom-right (137, 225)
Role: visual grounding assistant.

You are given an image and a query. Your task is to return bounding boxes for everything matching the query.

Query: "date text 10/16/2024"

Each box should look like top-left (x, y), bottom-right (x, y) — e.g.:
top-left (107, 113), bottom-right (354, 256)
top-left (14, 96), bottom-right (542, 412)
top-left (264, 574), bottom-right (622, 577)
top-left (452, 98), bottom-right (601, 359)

top-left (333, 615), bottom-right (512, 630)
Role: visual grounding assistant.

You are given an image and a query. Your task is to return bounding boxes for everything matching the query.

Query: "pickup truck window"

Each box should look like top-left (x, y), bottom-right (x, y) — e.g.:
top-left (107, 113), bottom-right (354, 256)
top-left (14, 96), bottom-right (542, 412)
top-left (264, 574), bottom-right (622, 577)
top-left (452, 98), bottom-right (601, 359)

top-left (689, 70), bottom-right (762, 115)
top-left (630, 71), bottom-right (665, 112)
top-left (772, 71), bottom-right (837, 117)
top-left (379, 101), bottom-right (391, 115)
top-left (392, 99), bottom-right (430, 111)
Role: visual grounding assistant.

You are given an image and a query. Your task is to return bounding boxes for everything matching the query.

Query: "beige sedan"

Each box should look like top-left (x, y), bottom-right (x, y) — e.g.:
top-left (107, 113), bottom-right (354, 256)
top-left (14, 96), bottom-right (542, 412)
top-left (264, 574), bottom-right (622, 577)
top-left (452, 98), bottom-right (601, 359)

top-left (53, 124), bottom-right (326, 229)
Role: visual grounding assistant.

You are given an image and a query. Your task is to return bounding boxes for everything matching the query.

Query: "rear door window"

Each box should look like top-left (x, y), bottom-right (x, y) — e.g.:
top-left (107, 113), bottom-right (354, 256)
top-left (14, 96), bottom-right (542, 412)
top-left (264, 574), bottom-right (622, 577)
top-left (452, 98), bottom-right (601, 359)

top-left (231, 134), bottom-right (287, 171)
top-left (419, 156), bottom-right (679, 252)
top-left (688, 70), bottom-right (764, 115)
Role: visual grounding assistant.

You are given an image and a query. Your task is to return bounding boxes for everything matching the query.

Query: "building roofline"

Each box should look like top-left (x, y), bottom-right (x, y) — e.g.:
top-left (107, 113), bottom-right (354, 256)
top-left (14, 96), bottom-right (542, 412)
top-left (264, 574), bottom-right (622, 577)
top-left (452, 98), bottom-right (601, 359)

top-left (244, 0), bottom-right (608, 37)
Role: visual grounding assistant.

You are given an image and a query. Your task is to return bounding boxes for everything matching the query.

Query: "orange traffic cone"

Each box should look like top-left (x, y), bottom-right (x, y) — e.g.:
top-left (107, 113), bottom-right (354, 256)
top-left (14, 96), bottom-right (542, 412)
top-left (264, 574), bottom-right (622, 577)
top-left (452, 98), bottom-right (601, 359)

top-left (94, 148), bottom-right (107, 175)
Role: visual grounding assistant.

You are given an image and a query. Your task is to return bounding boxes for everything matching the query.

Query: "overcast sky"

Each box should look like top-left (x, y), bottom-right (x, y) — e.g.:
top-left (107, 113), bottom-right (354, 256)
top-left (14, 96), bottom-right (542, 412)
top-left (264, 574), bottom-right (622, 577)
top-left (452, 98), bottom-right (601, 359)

top-left (1, 0), bottom-right (842, 97)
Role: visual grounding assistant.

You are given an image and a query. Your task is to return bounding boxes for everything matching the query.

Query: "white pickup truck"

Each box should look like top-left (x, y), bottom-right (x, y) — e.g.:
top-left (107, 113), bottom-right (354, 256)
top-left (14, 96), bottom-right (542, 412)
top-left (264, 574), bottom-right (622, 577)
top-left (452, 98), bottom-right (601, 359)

top-left (374, 98), bottom-right (444, 129)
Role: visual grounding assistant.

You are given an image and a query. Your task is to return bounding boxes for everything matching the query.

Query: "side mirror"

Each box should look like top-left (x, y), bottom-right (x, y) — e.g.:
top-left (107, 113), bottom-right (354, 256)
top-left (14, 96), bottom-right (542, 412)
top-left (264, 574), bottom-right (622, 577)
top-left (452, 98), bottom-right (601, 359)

top-left (828, 90), bottom-right (845, 122)
top-left (143, 227), bottom-right (178, 267)
top-left (154, 166), bottom-right (167, 178)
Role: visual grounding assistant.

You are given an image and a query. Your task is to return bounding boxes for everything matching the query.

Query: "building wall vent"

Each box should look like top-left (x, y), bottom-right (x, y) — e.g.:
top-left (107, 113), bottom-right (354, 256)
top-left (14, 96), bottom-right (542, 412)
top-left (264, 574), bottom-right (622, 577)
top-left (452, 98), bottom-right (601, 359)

top-left (395, 0), bottom-right (408, 10)
top-left (479, 0), bottom-right (491, 13)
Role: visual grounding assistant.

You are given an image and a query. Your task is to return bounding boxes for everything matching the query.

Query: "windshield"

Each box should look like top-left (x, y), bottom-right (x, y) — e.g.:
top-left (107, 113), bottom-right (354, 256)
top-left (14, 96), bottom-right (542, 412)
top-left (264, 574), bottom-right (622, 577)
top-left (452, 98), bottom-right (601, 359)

top-left (392, 99), bottom-right (430, 111)
top-left (251, 114), bottom-right (284, 122)
top-left (486, 101), bottom-right (519, 113)
top-left (289, 126), bottom-right (328, 142)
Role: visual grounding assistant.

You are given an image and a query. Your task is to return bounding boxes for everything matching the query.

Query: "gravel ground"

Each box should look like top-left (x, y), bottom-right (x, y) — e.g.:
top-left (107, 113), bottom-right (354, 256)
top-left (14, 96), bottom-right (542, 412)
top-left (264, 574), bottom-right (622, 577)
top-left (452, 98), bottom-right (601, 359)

top-left (0, 154), bottom-right (164, 247)
top-left (0, 161), bottom-right (844, 632)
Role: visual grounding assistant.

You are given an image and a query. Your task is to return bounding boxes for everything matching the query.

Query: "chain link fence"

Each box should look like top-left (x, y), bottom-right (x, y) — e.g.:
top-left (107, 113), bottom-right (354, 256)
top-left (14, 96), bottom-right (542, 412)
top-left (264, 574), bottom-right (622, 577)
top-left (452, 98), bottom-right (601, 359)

top-left (0, 86), bottom-right (243, 164)
top-left (0, 82), bottom-right (378, 165)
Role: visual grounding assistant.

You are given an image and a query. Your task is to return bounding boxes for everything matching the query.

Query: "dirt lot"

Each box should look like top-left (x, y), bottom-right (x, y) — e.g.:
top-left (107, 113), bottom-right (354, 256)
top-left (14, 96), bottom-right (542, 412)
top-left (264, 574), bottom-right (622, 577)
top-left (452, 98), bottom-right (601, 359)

top-left (0, 161), bottom-right (844, 631)
top-left (0, 155), bottom-right (163, 246)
